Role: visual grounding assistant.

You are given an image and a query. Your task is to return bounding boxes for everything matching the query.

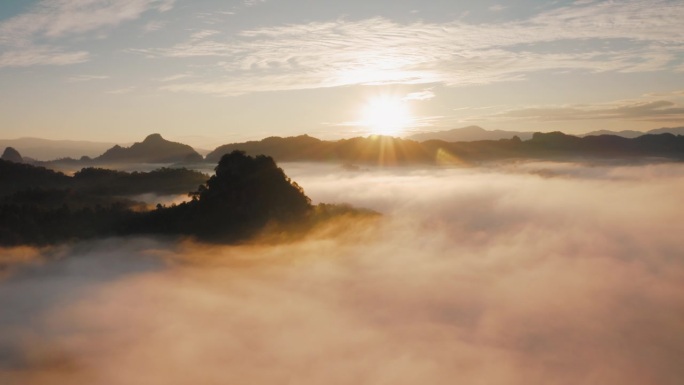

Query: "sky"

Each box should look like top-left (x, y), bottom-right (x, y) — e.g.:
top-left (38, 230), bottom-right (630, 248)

top-left (1, 0), bottom-right (684, 148)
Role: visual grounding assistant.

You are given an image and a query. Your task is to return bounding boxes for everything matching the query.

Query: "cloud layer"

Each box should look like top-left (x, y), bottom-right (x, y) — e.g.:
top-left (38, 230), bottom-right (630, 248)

top-left (145, 0), bottom-right (684, 95)
top-left (0, 0), bottom-right (174, 68)
top-left (1, 161), bottom-right (683, 384)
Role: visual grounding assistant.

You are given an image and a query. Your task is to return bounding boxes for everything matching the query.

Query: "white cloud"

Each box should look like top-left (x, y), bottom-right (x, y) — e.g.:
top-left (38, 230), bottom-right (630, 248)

top-left (0, 0), bottom-right (174, 43)
top-left (0, 0), bottom-right (174, 68)
top-left (156, 0), bottom-right (175, 12)
top-left (244, 0), bottom-right (266, 7)
top-left (106, 86), bottom-right (136, 94)
top-left (67, 74), bottom-right (110, 82)
top-left (143, 20), bottom-right (166, 32)
top-left (143, 0), bottom-right (684, 96)
top-left (189, 29), bottom-right (221, 41)
top-left (403, 90), bottom-right (435, 101)
top-left (156, 73), bottom-right (194, 82)
top-left (0, 46), bottom-right (89, 68)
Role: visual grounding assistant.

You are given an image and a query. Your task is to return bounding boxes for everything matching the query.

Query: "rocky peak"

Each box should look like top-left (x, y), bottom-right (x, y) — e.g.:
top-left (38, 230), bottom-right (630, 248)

top-left (1, 147), bottom-right (23, 163)
top-left (143, 133), bottom-right (165, 143)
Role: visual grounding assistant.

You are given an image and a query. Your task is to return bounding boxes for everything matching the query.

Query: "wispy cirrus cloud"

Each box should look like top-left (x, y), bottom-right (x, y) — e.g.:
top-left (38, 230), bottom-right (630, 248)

top-left (141, 0), bottom-right (684, 96)
top-left (143, 20), bottom-right (166, 33)
top-left (106, 86), bottom-right (136, 95)
top-left (0, 46), bottom-right (89, 68)
top-left (403, 90), bottom-right (435, 101)
top-left (156, 73), bottom-right (194, 82)
top-left (67, 74), bottom-right (110, 82)
top-left (244, 0), bottom-right (266, 7)
top-left (0, 0), bottom-right (174, 68)
top-left (490, 99), bottom-right (684, 123)
top-left (1, 0), bottom-right (175, 44)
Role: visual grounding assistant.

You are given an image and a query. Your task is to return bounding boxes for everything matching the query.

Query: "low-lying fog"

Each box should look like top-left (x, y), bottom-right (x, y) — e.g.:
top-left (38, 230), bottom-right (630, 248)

top-left (2, 161), bottom-right (683, 384)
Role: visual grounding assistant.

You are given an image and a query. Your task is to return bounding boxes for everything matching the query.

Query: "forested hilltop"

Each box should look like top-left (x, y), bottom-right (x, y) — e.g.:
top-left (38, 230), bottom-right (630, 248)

top-left (0, 152), bottom-right (372, 246)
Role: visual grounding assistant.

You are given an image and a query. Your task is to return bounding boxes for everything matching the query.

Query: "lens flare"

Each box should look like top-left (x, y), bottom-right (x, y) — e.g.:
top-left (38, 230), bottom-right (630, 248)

top-left (360, 95), bottom-right (412, 136)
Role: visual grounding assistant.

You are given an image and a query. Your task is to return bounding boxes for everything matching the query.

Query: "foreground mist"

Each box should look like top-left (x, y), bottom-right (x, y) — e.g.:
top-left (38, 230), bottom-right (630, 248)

top-left (2, 161), bottom-right (684, 384)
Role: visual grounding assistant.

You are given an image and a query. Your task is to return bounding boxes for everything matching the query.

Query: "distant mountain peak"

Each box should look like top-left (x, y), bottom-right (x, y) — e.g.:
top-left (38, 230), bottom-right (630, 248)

top-left (95, 134), bottom-right (203, 163)
top-left (1, 147), bottom-right (23, 163)
top-left (459, 125), bottom-right (486, 132)
top-left (143, 133), bottom-right (164, 143)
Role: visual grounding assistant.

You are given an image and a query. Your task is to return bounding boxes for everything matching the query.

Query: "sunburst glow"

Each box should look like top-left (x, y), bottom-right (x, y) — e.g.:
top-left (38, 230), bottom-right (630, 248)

top-left (360, 95), bottom-right (412, 136)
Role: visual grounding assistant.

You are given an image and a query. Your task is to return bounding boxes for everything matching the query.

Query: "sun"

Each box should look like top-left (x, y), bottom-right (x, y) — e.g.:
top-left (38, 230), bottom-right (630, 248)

top-left (360, 95), bottom-right (412, 136)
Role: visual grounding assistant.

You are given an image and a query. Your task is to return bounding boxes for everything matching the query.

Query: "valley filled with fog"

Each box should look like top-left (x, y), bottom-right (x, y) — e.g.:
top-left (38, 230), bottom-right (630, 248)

top-left (2, 161), bottom-right (684, 384)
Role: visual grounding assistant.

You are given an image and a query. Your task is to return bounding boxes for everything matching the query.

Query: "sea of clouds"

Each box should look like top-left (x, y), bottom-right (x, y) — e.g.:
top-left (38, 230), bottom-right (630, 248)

top-left (1, 161), bottom-right (683, 384)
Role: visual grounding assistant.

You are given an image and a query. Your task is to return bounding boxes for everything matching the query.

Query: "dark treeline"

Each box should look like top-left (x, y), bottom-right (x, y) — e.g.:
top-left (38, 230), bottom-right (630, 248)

top-left (0, 160), bottom-right (207, 197)
top-left (0, 160), bottom-right (205, 245)
top-left (72, 167), bottom-right (208, 195)
top-left (0, 152), bottom-right (373, 246)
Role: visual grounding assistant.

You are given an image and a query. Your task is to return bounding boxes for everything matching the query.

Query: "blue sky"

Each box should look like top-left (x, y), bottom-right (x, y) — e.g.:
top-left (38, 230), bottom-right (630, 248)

top-left (1, 0), bottom-right (683, 147)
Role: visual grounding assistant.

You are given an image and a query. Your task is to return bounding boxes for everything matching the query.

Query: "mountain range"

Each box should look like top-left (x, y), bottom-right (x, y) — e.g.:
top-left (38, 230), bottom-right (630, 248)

top-left (3, 128), bottom-right (684, 167)
top-left (205, 132), bottom-right (684, 165)
top-left (581, 126), bottom-right (684, 138)
top-left (406, 125), bottom-right (684, 142)
top-left (407, 125), bottom-right (536, 142)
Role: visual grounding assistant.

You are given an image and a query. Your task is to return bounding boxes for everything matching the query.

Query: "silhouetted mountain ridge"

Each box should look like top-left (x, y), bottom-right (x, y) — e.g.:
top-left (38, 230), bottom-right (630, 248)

top-left (409, 125), bottom-right (684, 142)
top-left (207, 131), bottom-right (684, 165)
top-left (95, 133), bottom-right (203, 164)
top-left (8, 129), bottom-right (684, 167)
top-left (407, 126), bottom-right (535, 142)
top-left (206, 135), bottom-right (432, 165)
top-left (580, 129), bottom-right (645, 138)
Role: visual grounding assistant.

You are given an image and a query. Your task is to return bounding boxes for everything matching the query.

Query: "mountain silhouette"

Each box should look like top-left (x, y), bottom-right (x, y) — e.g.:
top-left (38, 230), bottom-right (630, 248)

top-left (580, 129), bottom-right (645, 138)
top-left (1, 147), bottom-right (23, 163)
top-left (421, 131), bottom-right (684, 162)
top-left (206, 135), bottom-right (432, 165)
top-left (95, 133), bottom-right (203, 163)
top-left (647, 126), bottom-right (684, 136)
top-left (207, 132), bottom-right (684, 165)
top-left (206, 135), bottom-right (326, 163)
top-left (406, 126), bottom-right (535, 142)
top-left (582, 126), bottom-right (684, 138)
